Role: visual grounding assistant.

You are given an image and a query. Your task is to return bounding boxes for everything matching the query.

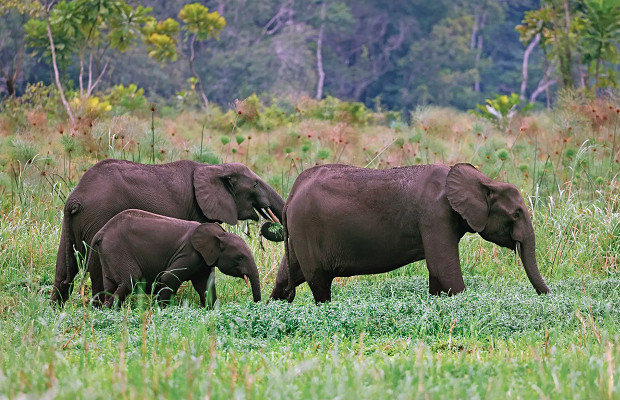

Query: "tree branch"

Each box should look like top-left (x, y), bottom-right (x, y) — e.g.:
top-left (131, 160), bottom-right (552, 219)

top-left (529, 76), bottom-right (557, 104)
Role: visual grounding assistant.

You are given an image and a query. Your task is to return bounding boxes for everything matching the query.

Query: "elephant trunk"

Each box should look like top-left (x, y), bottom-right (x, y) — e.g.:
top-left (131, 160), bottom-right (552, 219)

top-left (517, 239), bottom-right (550, 294)
top-left (248, 269), bottom-right (262, 302)
top-left (265, 185), bottom-right (285, 224)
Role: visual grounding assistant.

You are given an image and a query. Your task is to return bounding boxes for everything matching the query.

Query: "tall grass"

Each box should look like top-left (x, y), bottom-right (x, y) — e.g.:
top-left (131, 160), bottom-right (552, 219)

top-left (0, 95), bottom-right (618, 398)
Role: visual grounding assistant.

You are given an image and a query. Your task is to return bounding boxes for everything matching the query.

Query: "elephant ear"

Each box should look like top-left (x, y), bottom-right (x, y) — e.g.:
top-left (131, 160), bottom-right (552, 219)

top-left (190, 224), bottom-right (225, 266)
top-left (446, 163), bottom-right (492, 232)
top-left (194, 165), bottom-right (238, 225)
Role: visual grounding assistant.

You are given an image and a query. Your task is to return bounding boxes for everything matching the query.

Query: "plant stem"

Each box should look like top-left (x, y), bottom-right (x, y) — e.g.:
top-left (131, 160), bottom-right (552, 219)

top-left (200, 123), bottom-right (205, 161)
top-left (611, 110), bottom-right (618, 179)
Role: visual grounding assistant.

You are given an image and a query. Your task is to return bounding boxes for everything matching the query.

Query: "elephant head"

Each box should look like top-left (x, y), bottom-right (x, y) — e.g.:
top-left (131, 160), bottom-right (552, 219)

top-left (193, 163), bottom-right (284, 231)
top-left (446, 163), bottom-right (550, 294)
top-left (190, 223), bottom-right (262, 302)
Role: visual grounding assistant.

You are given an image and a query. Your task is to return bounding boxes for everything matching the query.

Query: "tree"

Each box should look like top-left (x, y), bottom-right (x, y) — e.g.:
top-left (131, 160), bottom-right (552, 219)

top-left (0, 1), bottom-right (42, 96)
top-left (580, 0), bottom-right (620, 91)
top-left (517, 0), bottom-right (620, 95)
top-left (177, 3), bottom-right (225, 113)
top-left (25, 0), bottom-right (155, 122)
top-left (307, 1), bottom-right (354, 99)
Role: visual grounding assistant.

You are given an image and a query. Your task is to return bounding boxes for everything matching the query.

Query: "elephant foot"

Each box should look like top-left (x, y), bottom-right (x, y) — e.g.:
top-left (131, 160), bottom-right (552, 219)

top-left (50, 282), bottom-right (73, 307)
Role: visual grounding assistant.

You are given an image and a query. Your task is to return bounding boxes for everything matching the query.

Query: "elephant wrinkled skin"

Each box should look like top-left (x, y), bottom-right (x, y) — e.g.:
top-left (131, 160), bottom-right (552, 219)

top-left (89, 209), bottom-right (261, 307)
top-left (270, 163), bottom-right (550, 303)
top-left (52, 159), bottom-right (284, 306)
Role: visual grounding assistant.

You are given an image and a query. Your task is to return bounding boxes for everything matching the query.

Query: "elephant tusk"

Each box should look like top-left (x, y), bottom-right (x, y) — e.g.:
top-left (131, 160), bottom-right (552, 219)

top-left (244, 275), bottom-right (250, 287)
top-left (516, 241), bottom-right (522, 258)
top-left (266, 207), bottom-right (280, 224)
top-left (256, 207), bottom-right (269, 220)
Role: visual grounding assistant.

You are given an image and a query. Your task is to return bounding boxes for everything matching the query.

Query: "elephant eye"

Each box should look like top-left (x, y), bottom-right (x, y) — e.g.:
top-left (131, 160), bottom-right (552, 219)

top-left (253, 181), bottom-right (259, 188)
top-left (512, 210), bottom-right (522, 220)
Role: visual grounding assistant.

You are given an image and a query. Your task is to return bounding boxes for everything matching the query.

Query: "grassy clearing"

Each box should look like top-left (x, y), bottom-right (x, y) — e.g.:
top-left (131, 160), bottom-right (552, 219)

top-left (0, 96), bottom-right (619, 398)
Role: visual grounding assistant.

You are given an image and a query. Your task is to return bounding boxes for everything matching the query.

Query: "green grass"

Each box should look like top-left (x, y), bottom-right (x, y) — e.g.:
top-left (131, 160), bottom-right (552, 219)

top-left (1, 189), bottom-right (619, 398)
top-left (0, 96), bottom-right (619, 398)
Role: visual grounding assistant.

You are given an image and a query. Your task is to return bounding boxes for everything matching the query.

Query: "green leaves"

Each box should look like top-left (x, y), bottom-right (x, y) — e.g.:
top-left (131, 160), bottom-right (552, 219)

top-left (178, 3), bottom-right (226, 41)
top-left (25, 0), bottom-right (155, 67)
top-left (471, 93), bottom-right (533, 131)
top-left (142, 17), bottom-right (180, 64)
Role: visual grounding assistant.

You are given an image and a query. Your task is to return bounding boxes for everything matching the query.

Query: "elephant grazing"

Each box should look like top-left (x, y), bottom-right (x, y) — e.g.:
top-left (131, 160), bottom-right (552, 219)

top-left (89, 210), bottom-right (262, 307)
top-left (52, 159), bottom-right (284, 306)
top-left (269, 163), bottom-right (550, 303)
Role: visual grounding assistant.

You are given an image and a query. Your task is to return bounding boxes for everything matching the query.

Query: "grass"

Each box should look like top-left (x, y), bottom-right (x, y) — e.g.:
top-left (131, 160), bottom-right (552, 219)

top-left (0, 93), bottom-right (619, 398)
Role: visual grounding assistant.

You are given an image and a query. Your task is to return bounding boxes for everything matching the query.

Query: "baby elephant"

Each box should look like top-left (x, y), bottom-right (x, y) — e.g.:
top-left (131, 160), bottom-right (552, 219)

top-left (87, 209), bottom-right (261, 307)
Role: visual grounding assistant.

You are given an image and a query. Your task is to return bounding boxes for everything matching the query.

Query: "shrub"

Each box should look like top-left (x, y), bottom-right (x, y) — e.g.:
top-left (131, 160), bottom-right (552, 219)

top-left (471, 93), bottom-right (533, 132)
top-left (105, 84), bottom-right (149, 115)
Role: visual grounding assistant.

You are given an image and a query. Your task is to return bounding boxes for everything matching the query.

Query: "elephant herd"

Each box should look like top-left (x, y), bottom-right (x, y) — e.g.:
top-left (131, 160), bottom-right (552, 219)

top-left (51, 159), bottom-right (550, 308)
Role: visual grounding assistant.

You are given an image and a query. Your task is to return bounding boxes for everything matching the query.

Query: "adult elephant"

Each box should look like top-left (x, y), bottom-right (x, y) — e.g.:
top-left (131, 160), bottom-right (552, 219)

top-left (52, 159), bottom-right (284, 306)
top-left (269, 163), bottom-right (550, 303)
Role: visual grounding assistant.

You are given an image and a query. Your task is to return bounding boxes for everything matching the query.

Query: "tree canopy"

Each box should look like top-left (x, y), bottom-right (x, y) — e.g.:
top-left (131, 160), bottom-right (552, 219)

top-left (1, 0), bottom-right (619, 113)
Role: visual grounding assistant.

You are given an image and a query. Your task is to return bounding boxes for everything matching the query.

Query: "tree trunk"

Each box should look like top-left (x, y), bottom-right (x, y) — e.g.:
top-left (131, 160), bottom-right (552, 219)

top-left (188, 34), bottom-right (210, 114)
top-left (520, 33), bottom-right (540, 101)
top-left (315, 2), bottom-right (326, 100)
top-left (45, 7), bottom-right (74, 124)
top-left (472, 11), bottom-right (487, 93)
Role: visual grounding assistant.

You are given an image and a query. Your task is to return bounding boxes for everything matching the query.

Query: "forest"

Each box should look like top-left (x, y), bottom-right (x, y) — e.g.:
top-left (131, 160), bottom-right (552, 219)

top-left (0, 1), bottom-right (619, 399)
top-left (1, 0), bottom-right (619, 114)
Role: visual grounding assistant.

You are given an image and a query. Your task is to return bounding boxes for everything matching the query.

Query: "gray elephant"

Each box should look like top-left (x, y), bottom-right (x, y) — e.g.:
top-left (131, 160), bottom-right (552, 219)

top-left (88, 209), bottom-right (261, 307)
top-left (52, 159), bottom-right (283, 306)
top-left (269, 163), bottom-right (550, 303)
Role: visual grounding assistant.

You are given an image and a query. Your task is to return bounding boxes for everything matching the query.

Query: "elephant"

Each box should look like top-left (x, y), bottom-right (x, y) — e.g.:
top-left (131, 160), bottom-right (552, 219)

top-left (269, 163), bottom-right (550, 303)
top-left (52, 159), bottom-right (283, 306)
top-left (88, 209), bottom-right (261, 307)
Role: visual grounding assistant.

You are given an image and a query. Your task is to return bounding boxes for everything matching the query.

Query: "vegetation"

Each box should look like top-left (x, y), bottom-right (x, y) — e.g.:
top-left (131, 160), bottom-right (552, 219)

top-left (0, 0), bottom-right (619, 398)
top-left (2, 1), bottom-right (619, 112)
top-left (0, 87), bottom-right (619, 397)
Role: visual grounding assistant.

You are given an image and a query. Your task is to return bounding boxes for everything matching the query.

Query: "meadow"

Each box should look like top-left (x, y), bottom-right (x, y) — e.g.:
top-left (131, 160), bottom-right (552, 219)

top-left (0, 91), bottom-right (619, 399)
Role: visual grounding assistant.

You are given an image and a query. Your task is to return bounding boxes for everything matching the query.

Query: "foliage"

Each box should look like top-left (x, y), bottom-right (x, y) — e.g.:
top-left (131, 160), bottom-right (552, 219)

top-left (9, 0), bottom-right (613, 111)
top-left (517, 0), bottom-right (620, 93)
top-left (104, 83), bottom-right (148, 115)
top-left (141, 17), bottom-right (180, 64)
top-left (472, 93), bottom-right (534, 131)
top-left (580, 0), bottom-right (620, 90)
top-left (178, 3), bottom-right (226, 41)
top-left (24, 1), bottom-right (153, 69)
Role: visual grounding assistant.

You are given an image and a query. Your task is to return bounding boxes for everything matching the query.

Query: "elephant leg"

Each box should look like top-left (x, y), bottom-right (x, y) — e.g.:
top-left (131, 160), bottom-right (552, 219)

top-left (422, 232), bottom-right (465, 296)
top-left (103, 276), bottom-right (118, 308)
top-left (191, 268), bottom-right (216, 308)
top-left (428, 275), bottom-right (443, 296)
top-left (110, 283), bottom-right (132, 307)
top-left (307, 273), bottom-right (333, 304)
top-left (153, 272), bottom-right (183, 306)
top-left (88, 254), bottom-right (105, 306)
top-left (270, 243), bottom-right (306, 303)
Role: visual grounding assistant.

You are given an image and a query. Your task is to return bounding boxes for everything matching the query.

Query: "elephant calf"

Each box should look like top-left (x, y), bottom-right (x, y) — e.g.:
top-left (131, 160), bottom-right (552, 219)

top-left (88, 209), bottom-right (262, 307)
top-left (270, 163), bottom-right (551, 303)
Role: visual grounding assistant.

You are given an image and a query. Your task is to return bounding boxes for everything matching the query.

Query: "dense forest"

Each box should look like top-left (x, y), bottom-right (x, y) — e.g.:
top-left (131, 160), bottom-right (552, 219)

top-left (1, 0), bottom-right (618, 115)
